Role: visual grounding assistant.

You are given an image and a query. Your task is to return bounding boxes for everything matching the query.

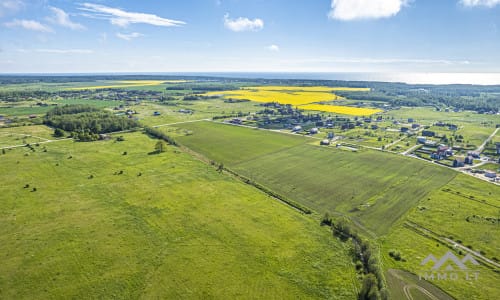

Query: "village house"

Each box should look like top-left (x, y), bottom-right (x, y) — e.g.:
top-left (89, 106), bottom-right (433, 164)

top-left (417, 136), bottom-right (427, 144)
top-left (453, 158), bottom-right (465, 168)
top-left (464, 156), bottom-right (474, 164)
top-left (485, 171), bottom-right (497, 179)
top-left (422, 130), bottom-right (435, 137)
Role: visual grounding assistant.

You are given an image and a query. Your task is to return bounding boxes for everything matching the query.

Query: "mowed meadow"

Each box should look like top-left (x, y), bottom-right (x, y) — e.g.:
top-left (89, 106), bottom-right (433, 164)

top-left (206, 86), bottom-right (381, 116)
top-left (0, 131), bottom-right (358, 299)
top-left (173, 121), bottom-right (457, 236)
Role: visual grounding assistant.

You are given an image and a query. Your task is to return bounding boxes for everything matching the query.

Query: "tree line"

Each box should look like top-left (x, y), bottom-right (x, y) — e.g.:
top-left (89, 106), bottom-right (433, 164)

top-left (322, 214), bottom-right (387, 300)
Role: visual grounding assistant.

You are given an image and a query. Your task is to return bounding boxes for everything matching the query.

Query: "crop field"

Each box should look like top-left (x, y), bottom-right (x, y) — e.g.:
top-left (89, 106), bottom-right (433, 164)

top-left (68, 80), bottom-right (188, 91)
top-left (386, 107), bottom-right (499, 127)
top-left (299, 104), bottom-right (382, 116)
top-left (206, 86), bottom-right (380, 116)
top-left (405, 174), bottom-right (500, 259)
top-left (174, 121), bottom-right (456, 236)
top-left (168, 121), bottom-right (309, 165)
top-left (0, 130), bottom-right (357, 299)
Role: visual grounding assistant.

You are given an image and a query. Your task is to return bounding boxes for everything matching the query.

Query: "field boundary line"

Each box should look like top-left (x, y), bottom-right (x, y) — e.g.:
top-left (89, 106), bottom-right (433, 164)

top-left (404, 221), bottom-right (500, 270)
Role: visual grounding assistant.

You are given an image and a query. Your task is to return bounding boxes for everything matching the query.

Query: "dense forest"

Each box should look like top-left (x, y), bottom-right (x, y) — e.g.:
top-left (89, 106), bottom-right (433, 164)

top-left (44, 105), bottom-right (139, 141)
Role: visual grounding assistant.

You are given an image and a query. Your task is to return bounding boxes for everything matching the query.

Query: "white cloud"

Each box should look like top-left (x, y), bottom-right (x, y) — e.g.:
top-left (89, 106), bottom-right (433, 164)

top-left (78, 3), bottom-right (186, 27)
top-left (0, 0), bottom-right (24, 17)
top-left (4, 19), bottom-right (53, 33)
top-left (329, 0), bottom-right (408, 21)
top-left (268, 45), bottom-right (280, 52)
top-left (224, 14), bottom-right (264, 32)
top-left (48, 7), bottom-right (85, 30)
top-left (116, 32), bottom-right (144, 41)
top-left (460, 0), bottom-right (500, 7)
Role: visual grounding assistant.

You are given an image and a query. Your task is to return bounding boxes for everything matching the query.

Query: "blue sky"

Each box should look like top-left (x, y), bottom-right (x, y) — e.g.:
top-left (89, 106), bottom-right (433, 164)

top-left (0, 0), bottom-right (499, 73)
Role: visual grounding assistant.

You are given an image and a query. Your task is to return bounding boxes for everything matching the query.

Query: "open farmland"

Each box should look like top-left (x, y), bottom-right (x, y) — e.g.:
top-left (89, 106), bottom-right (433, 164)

top-left (0, 131), bottom-right (357, 299)
top-left (299, 104), bottom-right (381, 116)
top-left (206, 86), bottom-right (381, 116)
top-left (174, 121), bottom-right (457, 236)
top-left (381, 225), bottom-right (500, 300)
top-left (405, 174), bottom-right (500, 259)
top-left (69, 80), bottom-right (188, 91)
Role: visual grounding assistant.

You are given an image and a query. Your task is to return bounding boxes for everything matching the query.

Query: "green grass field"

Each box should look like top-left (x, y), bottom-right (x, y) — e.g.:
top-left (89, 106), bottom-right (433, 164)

top-left (0, 130), bottom-right (358, 299)
top-left (381, 225), bottom-right (500, 300)
top-left (406, 174), bottom-right (500, 259)
top-left (174, 121), bottom-right (457, 236)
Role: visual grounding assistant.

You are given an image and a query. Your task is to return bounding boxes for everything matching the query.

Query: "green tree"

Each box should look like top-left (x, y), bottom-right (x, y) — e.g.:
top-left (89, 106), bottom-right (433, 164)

top-left (155, 141), bottom-right (166, 153)
top-left (54, 128), bottom-right (65, 137)
top-left (358, 274), bottom-right (380, 300)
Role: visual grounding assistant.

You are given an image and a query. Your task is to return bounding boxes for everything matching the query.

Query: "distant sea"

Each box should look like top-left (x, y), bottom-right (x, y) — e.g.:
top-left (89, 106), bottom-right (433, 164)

top-left (5, 72), bottom-right (500, 85)
top-left (171, 72), bottom-right (500, 85)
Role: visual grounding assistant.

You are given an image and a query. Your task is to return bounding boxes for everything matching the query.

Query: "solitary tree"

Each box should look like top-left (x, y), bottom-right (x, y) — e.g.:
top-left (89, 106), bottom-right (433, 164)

top-left (54, 128), bottom-right (65, 138)
top-left (155, 141), bottom-right (166, 153)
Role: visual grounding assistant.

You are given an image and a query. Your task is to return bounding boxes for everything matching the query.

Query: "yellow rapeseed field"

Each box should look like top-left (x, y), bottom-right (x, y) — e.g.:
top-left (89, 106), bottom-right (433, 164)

top-left (207, 85), bottom-right (380, 116)
top-left (300, 104), bottom-right (382, 116)
top-left (69, 80), bottom-right (188, 90)
top-left (244, 86), bottom-right (370, 92)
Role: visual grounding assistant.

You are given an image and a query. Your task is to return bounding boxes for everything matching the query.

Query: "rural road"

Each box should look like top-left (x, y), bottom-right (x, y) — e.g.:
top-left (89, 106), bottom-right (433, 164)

top-left (475, 127), bottom-right (499, 153)
top-left (0, 138), bottom-right (72, 150)
top-left (405, 221), bottom-right (500, 269)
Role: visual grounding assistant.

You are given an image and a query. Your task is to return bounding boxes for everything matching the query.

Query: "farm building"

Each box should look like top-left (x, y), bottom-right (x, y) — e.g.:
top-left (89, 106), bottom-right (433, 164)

top-left (408, 118), bottom-right (414, 123)
top-left (371, 124), bottom-right (379, 130)
top-left (401, 127), bottom-right (409, 133)
top-left (412, 123), bottom-right (420, 129)
top-left (153, 111), bottom-right (161, 116)
top-left (496, 142), bottom-right (500, 154)
top-left (292, 125), bottom-right (302, 132)
top-left (310, 128), bottom-right (319, 134)
top-left (327, 132), bottom-right (334, 139)
top-left (320, 139), bottom-right (330, 146)
top-left (417, 136), bottom-right (427, 144)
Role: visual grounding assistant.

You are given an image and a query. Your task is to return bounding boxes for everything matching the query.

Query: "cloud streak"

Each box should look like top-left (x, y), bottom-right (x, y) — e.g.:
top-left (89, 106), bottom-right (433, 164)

top-left (224, 14), bottom-right (264, 32)
top-left (4, 19), bottom-right (53, 33)
top-left (78, 3), bottom-right (186, 27)
top-left (460, 0), bottom-right (500, 7)
top-left (48, 7), bottom-right (85, 30)
top-left (329, 0), bottom-right (408, 21)
top-left (0, 0), bottom-right (24, 17)
top-left (116, 32), bottom-right (144, 41)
